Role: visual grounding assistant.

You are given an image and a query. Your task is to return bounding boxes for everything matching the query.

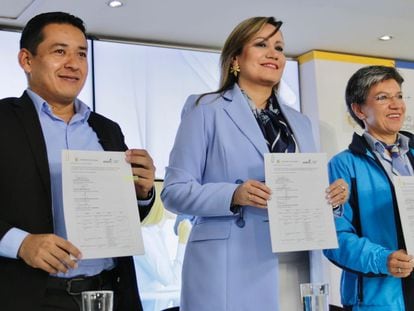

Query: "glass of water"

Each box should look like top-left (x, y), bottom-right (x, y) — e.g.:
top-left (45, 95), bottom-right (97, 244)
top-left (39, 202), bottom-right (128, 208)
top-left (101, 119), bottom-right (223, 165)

top-left (300, 283), bottom-right (329, 311)
top-left (81, 290), bottom-right (113, 311)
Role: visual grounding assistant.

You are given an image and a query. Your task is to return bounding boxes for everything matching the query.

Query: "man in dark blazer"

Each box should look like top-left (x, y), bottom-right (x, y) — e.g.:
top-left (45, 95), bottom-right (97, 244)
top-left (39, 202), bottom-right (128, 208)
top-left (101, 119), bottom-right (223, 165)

top-left (0, 12), bottom-right (155, 310)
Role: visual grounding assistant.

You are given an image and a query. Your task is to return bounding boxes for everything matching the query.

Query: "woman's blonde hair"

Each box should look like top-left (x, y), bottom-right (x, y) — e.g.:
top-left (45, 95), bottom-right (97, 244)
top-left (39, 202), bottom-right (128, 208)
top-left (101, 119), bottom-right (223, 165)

top-left (196, 16), bottom-right (282, 104)
top-left (220, 16), bottom-right (282, 90)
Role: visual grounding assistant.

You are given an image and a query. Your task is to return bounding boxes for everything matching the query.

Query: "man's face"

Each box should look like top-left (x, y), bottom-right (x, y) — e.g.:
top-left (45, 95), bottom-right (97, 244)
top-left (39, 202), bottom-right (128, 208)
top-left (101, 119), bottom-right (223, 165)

top-left (20, 23), bottom-right (88, 107)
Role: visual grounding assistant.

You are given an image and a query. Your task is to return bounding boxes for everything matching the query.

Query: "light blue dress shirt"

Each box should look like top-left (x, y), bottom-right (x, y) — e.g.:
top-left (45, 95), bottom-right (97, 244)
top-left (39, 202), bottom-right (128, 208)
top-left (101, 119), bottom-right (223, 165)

top-left (363, 131), bottom-right (413, 179)
top-left (0, 89), bottom-right (116, 277)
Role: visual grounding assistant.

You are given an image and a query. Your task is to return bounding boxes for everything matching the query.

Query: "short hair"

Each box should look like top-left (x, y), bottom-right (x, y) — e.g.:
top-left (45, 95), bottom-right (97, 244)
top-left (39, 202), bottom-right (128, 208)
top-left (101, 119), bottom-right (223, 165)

top-left (345, 65), bottom-right (404, 128)
top-left (20, 11), bottom-right (86, 55)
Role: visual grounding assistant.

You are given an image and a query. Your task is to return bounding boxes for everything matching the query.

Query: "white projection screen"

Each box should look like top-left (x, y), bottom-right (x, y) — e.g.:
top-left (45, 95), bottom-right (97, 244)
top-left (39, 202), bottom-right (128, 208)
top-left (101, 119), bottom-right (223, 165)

top-left (93, 40), bottom-right (301, 178)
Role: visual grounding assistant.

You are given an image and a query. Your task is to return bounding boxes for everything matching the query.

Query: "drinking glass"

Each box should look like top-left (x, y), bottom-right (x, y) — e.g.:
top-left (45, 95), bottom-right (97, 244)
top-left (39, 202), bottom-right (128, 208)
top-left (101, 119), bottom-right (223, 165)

top-left (300, 283), bottom-right (329, 311)
top-left (81, 290), bottom-right (113, 311)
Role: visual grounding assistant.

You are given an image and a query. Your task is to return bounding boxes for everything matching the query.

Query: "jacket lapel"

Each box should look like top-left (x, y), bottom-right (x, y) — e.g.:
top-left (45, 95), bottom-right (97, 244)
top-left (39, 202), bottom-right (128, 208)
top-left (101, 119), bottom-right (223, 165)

top-left (222, 86), bottom-right (268, 156)
top-left (87, 114), bottom-right (112, 150)
top-left (278, 103), bottom-right (305, 151)
top-left (87, 112), bottom-right (127, 151)
top-left (13, 92), bottom-right (51, 195)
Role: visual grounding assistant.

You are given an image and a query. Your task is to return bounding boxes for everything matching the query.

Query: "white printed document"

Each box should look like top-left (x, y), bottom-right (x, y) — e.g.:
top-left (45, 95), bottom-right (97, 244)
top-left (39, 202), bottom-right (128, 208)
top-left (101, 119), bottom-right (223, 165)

top-left (393, 176), bottom-right (414, 255)
top-left (62, 150), bottom-right (144, 259)
top-left (264, 153), bottom-right (338, 253)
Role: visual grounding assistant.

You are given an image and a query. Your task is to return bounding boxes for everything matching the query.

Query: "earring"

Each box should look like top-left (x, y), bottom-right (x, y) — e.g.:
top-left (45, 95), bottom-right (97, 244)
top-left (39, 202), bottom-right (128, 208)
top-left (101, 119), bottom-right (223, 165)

top-left (230, 63), bottom-right (240, 77)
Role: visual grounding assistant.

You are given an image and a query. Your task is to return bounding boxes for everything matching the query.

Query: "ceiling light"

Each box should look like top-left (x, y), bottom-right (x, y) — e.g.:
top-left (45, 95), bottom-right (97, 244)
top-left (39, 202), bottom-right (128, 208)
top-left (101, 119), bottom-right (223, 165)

top-left (107, 0), bottom-right (123, 8)
top-left (379, 35), bottom-right (393, 41)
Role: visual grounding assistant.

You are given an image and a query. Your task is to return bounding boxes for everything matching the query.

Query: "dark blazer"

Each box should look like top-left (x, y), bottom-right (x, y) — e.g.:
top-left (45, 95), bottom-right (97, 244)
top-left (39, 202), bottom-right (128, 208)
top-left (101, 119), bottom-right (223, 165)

top-left (0, 92), bottom-right (152, 311)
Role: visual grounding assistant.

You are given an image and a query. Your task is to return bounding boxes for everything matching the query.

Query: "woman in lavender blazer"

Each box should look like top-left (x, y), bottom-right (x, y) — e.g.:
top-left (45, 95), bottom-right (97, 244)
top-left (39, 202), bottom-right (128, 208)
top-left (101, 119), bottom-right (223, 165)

top-left (161, 16), bottom-right (347, 311)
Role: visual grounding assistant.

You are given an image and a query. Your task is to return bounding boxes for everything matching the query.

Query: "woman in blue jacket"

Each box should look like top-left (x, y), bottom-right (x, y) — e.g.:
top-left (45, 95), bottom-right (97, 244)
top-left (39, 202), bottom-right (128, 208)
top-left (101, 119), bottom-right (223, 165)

top-left (324, 65), bottom-right (414, 310)
top-left (162, 16), bottom-right (348, 311)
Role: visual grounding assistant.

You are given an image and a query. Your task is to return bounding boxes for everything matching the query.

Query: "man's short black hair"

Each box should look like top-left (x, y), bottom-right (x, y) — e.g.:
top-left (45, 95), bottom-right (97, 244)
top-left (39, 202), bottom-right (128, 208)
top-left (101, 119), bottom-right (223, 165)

top-left (20, 11), bottom-right (86, 55)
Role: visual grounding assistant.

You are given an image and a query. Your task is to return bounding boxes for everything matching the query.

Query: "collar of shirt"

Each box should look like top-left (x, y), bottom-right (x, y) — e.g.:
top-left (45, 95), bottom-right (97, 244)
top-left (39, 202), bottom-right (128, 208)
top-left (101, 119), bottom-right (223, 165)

top-left (240, 88), bottom-right (279, 118)
top-left (25, 89), bottom-right (113, 278)
top-left (363, 131), bottom-right (410, 158)
top-left (363, 131), bottom-right (413, 179)
top-left (26, 88), bottom-right (91, 123)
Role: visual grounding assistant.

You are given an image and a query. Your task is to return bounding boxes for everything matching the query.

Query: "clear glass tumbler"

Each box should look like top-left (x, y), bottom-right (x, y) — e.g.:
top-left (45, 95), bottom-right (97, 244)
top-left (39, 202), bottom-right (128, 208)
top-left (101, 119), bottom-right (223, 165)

top-left (300, 283), bottom-right (329, 311)
top-left (81, 290), bottom-right (113, 311)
